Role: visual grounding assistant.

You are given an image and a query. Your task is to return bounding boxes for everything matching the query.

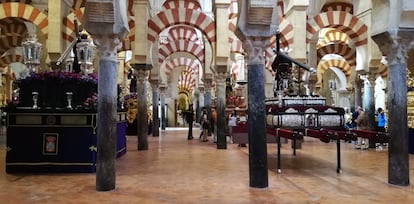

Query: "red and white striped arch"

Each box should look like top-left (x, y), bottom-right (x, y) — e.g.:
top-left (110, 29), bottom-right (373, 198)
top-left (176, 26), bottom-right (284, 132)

top-left (167, 26), bottom-right (199, 43)
top-left (63, 8), bottom-right (134, 51)
top-left (162, 0), bottom-right (201, 10)
top-left (158, 39), bottom-right (205, 64)
top-left (318, 59), bottom-right (352, 77)
top-left (263, 16), bottom-right (293, 73)
top-left (317, 30), bottom-right (349, 48)
top-left (0, 2), bottom-right (48, 38)
top-left (0, 19), bottom-right (26, 55)
top-left (177, 68), bottom-right (196, 93)
top-left (229, 37), bottom-right (244, 54)
top-left (228, 0), bottom-right (238, 19)
top-left (306, 11), bottom-right (367, 46)
top-left (317, 43), bottom-right (356, 68)
top-left (62, 8), bottom-right (84, 43)
top-left (0, 53), bottom-right (23, 70)
top-left (321, 2), bottom-right (353, 14)
top-left (165, 57), bottom-right (200, 76)
top-left (277, 0), bottom-right (285, 17)
top-left (147, 8), bottom-right (216, 44)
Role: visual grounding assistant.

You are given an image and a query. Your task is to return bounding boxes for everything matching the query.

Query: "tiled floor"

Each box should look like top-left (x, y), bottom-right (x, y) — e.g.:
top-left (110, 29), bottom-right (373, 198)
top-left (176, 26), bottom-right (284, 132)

top-left (1, 128), bottom-right (414, 204)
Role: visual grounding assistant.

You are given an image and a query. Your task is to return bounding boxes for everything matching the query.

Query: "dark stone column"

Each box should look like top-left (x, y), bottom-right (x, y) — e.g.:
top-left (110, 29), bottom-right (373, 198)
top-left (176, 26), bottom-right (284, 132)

top-left (215, 67), bottom-right (227, 149)
top-left (150, 79), bottom-right (159, 136)
top-left (203, 79), bottom-right (212, 136)
top-left (373, 31), bottom-right (413, 186)
top-left (361, 71), bottom-right (377, 147)
top-left (354, 79), bottom-right (363, 109)
top-left (132, 64), bottom-right (152, 150)
top-left (197, 86), bottom-right (205, 122)
top-left (159, 85), bottom-right (167, 130)
top-left (244, 37), bottom-right (269, 188)
top-left (93, 35), bottom-right (118, 191)
top-left (204, 80), bottom-right (212, 110)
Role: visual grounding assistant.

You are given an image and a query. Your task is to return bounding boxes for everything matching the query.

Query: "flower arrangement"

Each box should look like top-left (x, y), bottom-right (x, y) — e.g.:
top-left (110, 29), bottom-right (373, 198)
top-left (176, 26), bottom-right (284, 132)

top-left (83, 93), bottom-right (98, 110)
top-left (12, 71), bottom-right (98, 109)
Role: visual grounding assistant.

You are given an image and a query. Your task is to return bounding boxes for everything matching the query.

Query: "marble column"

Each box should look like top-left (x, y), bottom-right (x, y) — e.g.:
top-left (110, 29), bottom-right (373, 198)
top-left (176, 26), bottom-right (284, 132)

top-left (361, 71), bottom-right (377, 148)
top-left (92, 35), bottom-right (120, 191)
top-left (159, 85), bottom-right (167, 130)
top-left (244, 37), bottom-right (269, 188)
top-left (203, 79), bottom-right (213, 136)
top-left (354, 79), bottom-right (363, 109)
top-left (197, 86), bottom-right (205, 122)
top-left (372, 31), bottom-right (413, 186)
top-left (132, 64), bottom-right (152, 150)
top-left (215, 67), bottom-right (227, 149)
top-left (150, 79), bottom-right (159, 136)
top-left (203, 80), bottom-right (212, 110)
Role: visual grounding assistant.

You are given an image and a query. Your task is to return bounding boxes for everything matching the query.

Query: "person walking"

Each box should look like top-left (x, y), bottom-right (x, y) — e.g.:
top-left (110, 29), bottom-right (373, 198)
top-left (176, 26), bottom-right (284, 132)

top-left (185, 104), bottom-right (195, 140)
top-left (200, 109), bottom-right (209, 142)
top-left (228, 110), bottom-right (238, 144)
top-left (211, 108), bottom-right (217, 143)
top-left (377, 107), bottom-right (387, 148)
top-left (355, 107), bottom-right (369, 150)
top-left (377, 107), bottom-right (387, 132)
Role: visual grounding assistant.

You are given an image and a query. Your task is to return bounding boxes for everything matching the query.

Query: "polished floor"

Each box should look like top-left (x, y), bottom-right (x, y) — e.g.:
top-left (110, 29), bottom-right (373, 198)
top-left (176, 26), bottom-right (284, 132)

top-left (1, 127), bottom-right (414, 204)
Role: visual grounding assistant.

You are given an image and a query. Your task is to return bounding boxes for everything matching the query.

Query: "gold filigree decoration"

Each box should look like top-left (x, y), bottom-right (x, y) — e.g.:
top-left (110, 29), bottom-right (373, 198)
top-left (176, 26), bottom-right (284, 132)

top-left (126, 98), bottom-right (138, 123)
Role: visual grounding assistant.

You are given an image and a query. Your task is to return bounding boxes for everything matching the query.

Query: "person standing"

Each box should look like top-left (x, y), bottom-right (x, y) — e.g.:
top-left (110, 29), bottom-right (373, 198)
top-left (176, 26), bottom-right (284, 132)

top-left (228, 110), bottom-right (238, 144)
top-left (211, 108), bottom-right (217, 143)
top-left (377, 107), bottom-right (387, 148)
top-left (355, 107), bottom-right (369, 150)
top-left (185, 104), bottom-right (195, 140)
top-left (200, 109), bottom-right (209, 142)
top-left (377, 107), bottom-right (387, 132)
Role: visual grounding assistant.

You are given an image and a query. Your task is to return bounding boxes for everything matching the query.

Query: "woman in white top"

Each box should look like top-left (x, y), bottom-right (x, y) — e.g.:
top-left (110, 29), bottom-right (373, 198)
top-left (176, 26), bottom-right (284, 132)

top-left (228, 110), bottom-right (238, 143)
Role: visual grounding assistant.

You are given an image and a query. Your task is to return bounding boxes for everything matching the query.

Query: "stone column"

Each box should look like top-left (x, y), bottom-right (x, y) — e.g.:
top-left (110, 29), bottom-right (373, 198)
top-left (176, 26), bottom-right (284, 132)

top-left (197, 86), bottom-right (205, 122)
top-left (244, 36), bottom-right (269, 188)
top-left (360, 71), bottom-right (377, 148)
top-left (203, 78), bottom-right (212, 110)
top-left (150, 79), bottom-right (159, 136)
top-left (372, 31), bottom-right (414, 186)
top-left (203, 78), bottom-right (213, 136)
top-left (215, 66), bottom-right (228, 149)
top-left (131, 64), bottom-right (152, 150)
top-left (83, 0), bottom-right (129, 191)
top-left (354, 79), bottom-right (363, 109)
top-left (92, 35), bottom-right (121, 191)
top-left (159, 84), bottom-right (167, 130)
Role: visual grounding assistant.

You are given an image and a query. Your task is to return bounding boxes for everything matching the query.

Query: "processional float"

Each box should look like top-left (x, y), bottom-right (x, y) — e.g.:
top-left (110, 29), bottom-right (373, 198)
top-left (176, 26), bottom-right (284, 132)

top-left (233, 31), bottom-right (390, 174)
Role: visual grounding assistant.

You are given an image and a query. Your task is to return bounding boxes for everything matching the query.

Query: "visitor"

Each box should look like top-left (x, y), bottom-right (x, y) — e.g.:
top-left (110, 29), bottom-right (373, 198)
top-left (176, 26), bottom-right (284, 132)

top-left (355, 107), bottom-right (369, 150)
top-left (200, 109), bottom-right (209, 142)
top-left (377, 107), bottom-right (387, 148)
top-left (185, 104), bottom-right (195, 140)
top-left (228, 110), bottom-right (238, 144)
top-left (377, 107), bottom-right (387, 132)
top-left (211, 108), bottom-right (217, 143)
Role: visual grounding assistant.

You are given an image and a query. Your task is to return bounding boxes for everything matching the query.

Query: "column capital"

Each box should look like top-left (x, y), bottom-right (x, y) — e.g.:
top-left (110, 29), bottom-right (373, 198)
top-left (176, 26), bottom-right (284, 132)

top-left (358, 70), bottom-right (376, 86)
top-left (198, 86), bottom-right (205, 94)
top-left (149, 79), bottom-right (159, 90)
top-left (203, 79), bottom-right (213, 92)
top-left (242, 36), bottom-right (270, 65)
top-left (131, 63), bottom-right (151, 82)
top-left (159, 84), bottom-right (167, 94)
top-left (214, 71), bottom-right (227, 85)
top-left (91, 35), bottom-right (122, 62)
top-left (372, 30), bottom-right (414, 65)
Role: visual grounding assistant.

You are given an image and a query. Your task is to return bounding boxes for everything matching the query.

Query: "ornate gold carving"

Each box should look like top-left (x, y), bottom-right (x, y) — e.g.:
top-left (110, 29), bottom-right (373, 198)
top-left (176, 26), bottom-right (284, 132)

top-left (408, 92), bottom-right (414, 128)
